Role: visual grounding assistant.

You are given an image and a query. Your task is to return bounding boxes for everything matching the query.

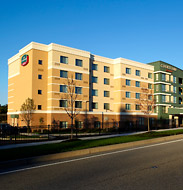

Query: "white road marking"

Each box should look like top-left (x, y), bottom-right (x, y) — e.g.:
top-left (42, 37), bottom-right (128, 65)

top-left (1, 138), bottom-right (183, 175)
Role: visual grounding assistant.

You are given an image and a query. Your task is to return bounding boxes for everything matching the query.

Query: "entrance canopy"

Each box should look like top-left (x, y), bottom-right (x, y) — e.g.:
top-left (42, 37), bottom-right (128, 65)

top-left (11, 114), bottom-right (19, 119)
top-left (168, 107), bottom-right (183, 115)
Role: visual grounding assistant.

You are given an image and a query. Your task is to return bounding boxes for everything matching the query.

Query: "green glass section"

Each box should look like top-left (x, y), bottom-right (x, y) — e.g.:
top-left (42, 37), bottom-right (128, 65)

top-left (11, 114), bottom-right (19, 119)
top-left (148, 61), bottom-right (183, 119)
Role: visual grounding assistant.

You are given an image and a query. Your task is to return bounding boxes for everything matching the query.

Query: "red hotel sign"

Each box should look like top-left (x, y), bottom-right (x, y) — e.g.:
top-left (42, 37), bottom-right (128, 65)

top-left (166, 69), bottom-right (173, 73)
top-left (21, 54), bottom-right (29, 66)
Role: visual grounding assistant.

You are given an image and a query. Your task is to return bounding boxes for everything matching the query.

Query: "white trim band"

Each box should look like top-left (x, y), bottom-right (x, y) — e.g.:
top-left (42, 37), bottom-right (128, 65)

top-left (154, 71), bottom-right (171, 75)
top-left (7, 110), bottom-right (158, 116)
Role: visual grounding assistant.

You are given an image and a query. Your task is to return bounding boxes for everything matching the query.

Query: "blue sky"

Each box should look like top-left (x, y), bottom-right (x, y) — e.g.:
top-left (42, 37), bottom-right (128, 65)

top-left (1, 0), bottom-right (183, 105)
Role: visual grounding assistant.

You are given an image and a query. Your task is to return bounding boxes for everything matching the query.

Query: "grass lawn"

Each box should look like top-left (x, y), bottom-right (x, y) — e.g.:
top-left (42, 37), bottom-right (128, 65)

top-left (1, 129), bottom-right (183, 162)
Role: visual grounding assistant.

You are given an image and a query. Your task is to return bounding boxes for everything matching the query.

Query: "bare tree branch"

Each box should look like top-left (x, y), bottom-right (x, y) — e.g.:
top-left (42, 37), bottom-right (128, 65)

top-left (20, 98), bottom-right (36, 128)
top-left (60, 75), bottom-right (82, 139)
top-left (136, 88), bottom-right (156, 131)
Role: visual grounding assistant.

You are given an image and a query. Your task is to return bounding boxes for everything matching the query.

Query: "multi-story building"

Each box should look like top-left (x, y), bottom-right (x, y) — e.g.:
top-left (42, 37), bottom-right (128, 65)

top-left (8, 42), bottom-right (156, 128)
top-left (149, 61), bottom-right (183, 126)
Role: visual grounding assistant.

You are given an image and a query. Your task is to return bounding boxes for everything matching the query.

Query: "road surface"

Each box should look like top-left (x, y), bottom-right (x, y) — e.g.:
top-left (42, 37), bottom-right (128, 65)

top-left (1, 139), bottom-right (183, 189)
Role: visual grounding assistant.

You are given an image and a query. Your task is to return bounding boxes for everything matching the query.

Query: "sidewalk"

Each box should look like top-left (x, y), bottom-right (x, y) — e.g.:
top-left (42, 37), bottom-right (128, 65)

top-left (0, 127), bottom-right (182, 150)
top-left (0, 131), bottom-right (146, 150)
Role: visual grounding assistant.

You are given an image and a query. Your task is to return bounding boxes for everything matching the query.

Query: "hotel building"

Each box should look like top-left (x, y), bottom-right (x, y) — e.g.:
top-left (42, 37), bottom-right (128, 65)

top-left (8, 42), bottom-right (156, 128)
top-left (149, 61), bottom-right (183, 126)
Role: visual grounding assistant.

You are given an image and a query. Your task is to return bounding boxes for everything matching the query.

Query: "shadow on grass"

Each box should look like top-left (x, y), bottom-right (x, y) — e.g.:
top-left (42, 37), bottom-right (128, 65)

top-left (1, 129), bottom-right (183, 162)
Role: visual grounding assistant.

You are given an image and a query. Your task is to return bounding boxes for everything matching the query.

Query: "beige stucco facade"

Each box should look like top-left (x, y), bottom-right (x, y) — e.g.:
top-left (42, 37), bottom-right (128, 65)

top-left (8, 42), bottom-right (157, 128)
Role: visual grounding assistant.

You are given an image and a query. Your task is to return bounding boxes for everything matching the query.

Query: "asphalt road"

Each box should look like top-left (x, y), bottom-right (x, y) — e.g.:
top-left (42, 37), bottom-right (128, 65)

top-left (1, 139), bottom-right (183, 190)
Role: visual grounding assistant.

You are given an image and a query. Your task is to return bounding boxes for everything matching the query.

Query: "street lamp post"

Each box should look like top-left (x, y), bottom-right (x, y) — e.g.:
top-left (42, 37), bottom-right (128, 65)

top-left (48, 124), bottom-right (50, 140)
top-left (85, 101), bottom-right (89, 129)
top-left (102, 112), bottom-right (104, 130)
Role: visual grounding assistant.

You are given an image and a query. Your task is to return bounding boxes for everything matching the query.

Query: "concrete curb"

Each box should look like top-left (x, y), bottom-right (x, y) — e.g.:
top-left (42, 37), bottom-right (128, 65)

top-left (1, 134), bottom-right (183, 171)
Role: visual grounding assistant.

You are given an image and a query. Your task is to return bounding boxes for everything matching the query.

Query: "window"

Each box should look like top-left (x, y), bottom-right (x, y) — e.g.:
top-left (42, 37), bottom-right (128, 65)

top-left (148, 83), bottom-right (152, 89)
top-left (38, 105), bottom-right (42, 110)
top-left (94, 121), bottom-right (100, 128)
top-left (173, 96), bottom-right (176, 103)
top-left (104, 91), bottom-right (110, 97)
top-left (104, 66), bottom-right (110, 73)
top-left (75, 73), bottom-right (82, 80)
top-left (60, 70), bottom-right (68, 78)
top-left (179, 78), bottom-right (183, 85)
top-left (92, 76), bottom-right (98, 83)
top-left (179, 97), bottom-right (182, 104)
top-left (148, 106), bottom-right (152, 111)
top-left (92, 89), bottom-right (98, 96)
top-left (125, 104), bottom-right (131, 110)
top-left (179, 87), bottom-right (182, 95)
top-left (75, 59), bottom-right (83, 67)
top-left (136, 70), bottom-right (140, 76)
top-left (92, 102), bottom-right (98, 109)
top-left (156, 73), bottom-right (159, 80)
top-left (38, 90), bottom-right (42, 94)
top-left (92, 63), bottom-right (98, 71)
top-left (59, 100), bottom-right (67, 107)
top-left (162, 73), bottom-right (166, 81)
top-left (60, 85), bottom-right (67, 93)
top-left (155, 106), bottom-right (158, 113)
top-left (156, 85), bottom-right (159, 91)
top-left (126, 68), bottom-right (131, 74)
top-left (126, 92), bottom-right (131, 98)
top-left (173, 76), bottom-right (176, 83)
top-left (60, 121), bottom-right (68, 128)
top-left (139, 117), bottom-right (144, 125)
top-left (60, 56), bottom-right (68, 64)
top-left (150, 118), bottom-right (155, 124)
top-left (148, 73), bottom-right (152, 79)
top-left (75, 101), bottom-right (82, 108)
top-left (136, 81), bottom-right (140, 87)
top-left (136, 104), bottom-right (140, 110)
top-left (38, 74), bottom-right (42, 79)
top-left (75, 87), bottom-right (82, 94)
top-left (148, 95), bottom-right (152, 100)
top-left (104, 78), bottom-right (110, 85)
top-left (173, 86), bottom-right (176, 93)
top-left (156, 95), bottom-right (159, 102)
top-left (136, 93), bottom-right (140, 99)
top-left (126, 79), bottom-right (131, 86)
top-left (38, 60), bottom-right (42, 65)
top-left (162, 106), bottom-right (166, 113)
top-left (162, 95), bottom-right (166, 102)
top-left (162, 84), bottom-right (166, 92)
top-left (104, 103), bottom-right (110, 110)
top-left (75, 121), bottom-right (83, 128)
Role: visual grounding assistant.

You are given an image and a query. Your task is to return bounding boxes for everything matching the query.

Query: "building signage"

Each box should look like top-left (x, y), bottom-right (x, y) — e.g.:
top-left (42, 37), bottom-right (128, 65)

top-left (21, 54), bottom-right (29, 66)
top-left (166, 69), bottom-right (173, 73)
top-left (160, 64), bottom-right (177, 71)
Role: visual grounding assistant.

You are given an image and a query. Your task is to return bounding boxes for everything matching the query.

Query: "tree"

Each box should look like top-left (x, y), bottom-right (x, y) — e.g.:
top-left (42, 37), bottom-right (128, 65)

top-left (39, 117), bottom-right (44, 126)
top-left (136, 88), bottom-right (156, 132)
top-left (52, 118), bottom-right (59, 128)
top-left (61, 75), bottom-right (81, 139)
top-left (0, 104), bottom-right (8, 114)
top-left (0, 104), bottom-right (7, 123)
top-left (20, 98), bottom-right (36, 128)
